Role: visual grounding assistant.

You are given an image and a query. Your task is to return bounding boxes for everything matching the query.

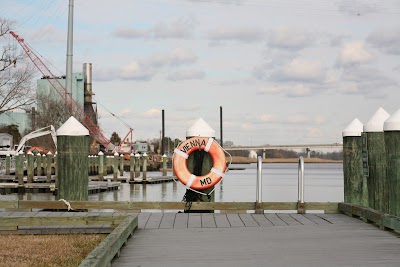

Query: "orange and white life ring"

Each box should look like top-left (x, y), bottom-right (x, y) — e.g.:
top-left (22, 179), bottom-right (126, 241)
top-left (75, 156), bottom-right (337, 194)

top-left (173, 137), bottom-right (226, 191)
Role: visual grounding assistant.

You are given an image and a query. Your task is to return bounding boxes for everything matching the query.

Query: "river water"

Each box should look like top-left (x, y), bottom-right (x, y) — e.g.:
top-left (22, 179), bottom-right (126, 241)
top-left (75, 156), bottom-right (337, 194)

top-left (0, 163), bottom-right (344, 203)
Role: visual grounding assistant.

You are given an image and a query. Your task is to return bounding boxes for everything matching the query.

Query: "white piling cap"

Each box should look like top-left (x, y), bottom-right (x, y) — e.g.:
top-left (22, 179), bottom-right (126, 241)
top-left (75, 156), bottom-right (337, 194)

top-left (162, 154), bottom-right (167, 157)
top-left (47, 151), bottom-right (52, 155)
top-left (114, 152), bottom-right (119, 156)
top-left (342, 118), bottom-right (363, 137)
top-left (98, 151), bottom-right (104, 156)
top-left (27, 151), bottom-right (33, 155)
top-left (363, 107), bottom-right (390, 132)
top-left (384, 109), bottom-right (400, 131)
top-left (135, 153), bottom-right (140, 157)
top-left (57, 116), bottom-right (89, 136)
top-left (186, 118), bottom-right (215, 138)
top-left (143, 153), bottom-right (148, 157)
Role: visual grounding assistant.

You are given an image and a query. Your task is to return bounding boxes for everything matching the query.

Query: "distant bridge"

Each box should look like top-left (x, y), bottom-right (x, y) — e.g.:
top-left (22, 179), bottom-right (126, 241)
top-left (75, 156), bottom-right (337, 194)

top-left (223, 143), bottom-right (342, 151)
top-left (223, 143), bottom-right (342, 158)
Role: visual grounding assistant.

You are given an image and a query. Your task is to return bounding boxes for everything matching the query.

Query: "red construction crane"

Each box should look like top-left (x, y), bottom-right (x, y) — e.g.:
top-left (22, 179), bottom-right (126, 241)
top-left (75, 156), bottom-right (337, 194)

top-left (10, 31), bottom-right (132, 153)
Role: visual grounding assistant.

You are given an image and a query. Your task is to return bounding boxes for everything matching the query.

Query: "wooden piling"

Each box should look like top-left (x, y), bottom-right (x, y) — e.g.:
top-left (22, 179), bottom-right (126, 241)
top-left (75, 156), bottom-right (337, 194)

top-left (384, 110), bottom-right (400, 216)
top-left (119, 154), bottom-right (124, 177)
top-left (5, 154), bottom-right (10, 175)
top-left (42, 154), bottom-right (47, 175)
top-left (130, 153), bottom-right (135, 181)
top-left (46, 152), bottom-right (52, 183)
top-left (16, 152), bottom-right (24, 186)
top-left (342, 118), bottom-right (368, 206)
top-left (142, 153), bottom-right (147, 180)
top-left (27, 152), bottom-right (34, 183)
top-left (36, 154), bottom-right (42, 176)
top-left (134, 154), bottom-right (140, 178)
top-left (113, 153), bottom-right (118, 182)
top-left (162, 154), bottom-right (167, 176)
top-left (56, 116), bottom-right (89, 201)
top-left (98, 151), bottom-right (104, 181)
top-left (363, 108), bottom-right (390, 212)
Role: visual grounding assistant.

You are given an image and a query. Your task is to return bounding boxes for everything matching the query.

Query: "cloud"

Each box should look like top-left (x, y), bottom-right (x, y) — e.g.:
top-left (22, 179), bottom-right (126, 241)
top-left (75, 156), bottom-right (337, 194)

top-left (257, 114), bottom-right (277, 122)
top-left (101, 48), bottom-right (198, 81)
top-left (143, 108), bottom-right (161, 118)
top-left (267, 28), bottom-right (313, 51)
top-left (337, 41), bottom-right (373, 66)
top-left (367, 28), bottom-right (400, 55)
top-left (271, 59), bottom-right (325, 83)
top-left (176, 105), bottom-right (202, 112)
top-left (257, 84), bottom-right (312, 97)
top-left (207, 27), bottom-right (264, 44)
top-left (307, 127), bottom-right (323, 138)
top-left (113, 16), bottom-right (196, 39)
top-left (166, 70), bottom-right (205, 81)
top-left (338, 67), bottom-right (397, 97)
top-left (335, 0), bottom-right (380, 16)
top-left (285, 115), bottom-right (310, 124)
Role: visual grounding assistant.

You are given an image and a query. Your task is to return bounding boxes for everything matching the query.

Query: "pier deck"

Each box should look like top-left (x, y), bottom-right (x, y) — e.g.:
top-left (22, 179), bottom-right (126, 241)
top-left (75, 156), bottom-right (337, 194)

top-left (112, 212), bottom-right (400, 267)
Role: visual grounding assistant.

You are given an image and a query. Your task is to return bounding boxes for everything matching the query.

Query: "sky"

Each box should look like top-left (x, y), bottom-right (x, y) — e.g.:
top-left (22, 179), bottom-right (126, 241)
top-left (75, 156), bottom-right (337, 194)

top-left (1, 0), bottom-right (400, 146)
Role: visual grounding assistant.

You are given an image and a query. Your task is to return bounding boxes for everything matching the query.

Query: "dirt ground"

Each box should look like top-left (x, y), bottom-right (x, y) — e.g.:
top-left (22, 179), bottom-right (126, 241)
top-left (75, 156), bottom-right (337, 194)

top-left (0, 234), bottom-right (105, 267)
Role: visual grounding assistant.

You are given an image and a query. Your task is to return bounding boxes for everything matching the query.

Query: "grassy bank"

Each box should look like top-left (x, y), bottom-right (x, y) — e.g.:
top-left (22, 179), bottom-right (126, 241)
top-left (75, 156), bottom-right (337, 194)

top-left (0, 234), bottom-right (105, 267)
top-left (231, 156), bottom-right (342, 164)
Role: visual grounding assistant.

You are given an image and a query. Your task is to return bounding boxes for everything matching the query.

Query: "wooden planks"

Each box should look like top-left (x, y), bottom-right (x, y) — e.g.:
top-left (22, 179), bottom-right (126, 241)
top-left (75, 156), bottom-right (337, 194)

top-left (136, 212), bottom-right (349, 229)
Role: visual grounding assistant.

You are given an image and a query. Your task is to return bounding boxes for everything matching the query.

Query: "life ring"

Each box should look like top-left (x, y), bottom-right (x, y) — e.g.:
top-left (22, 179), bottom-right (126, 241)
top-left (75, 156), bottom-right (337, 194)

top-left (173, 137), bottom-right (226, 190)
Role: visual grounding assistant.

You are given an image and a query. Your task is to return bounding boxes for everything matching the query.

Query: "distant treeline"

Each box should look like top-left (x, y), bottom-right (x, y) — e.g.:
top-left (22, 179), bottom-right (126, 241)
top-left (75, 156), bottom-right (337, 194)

top-left (229, 149), bottom-right (343, 160)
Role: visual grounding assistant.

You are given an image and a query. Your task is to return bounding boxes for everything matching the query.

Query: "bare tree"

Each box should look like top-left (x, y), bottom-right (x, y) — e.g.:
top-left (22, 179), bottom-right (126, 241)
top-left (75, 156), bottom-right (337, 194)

top-left (36, 91), bottom-right (72, 129)
top-left (0, 18), bottom-right (35, 115)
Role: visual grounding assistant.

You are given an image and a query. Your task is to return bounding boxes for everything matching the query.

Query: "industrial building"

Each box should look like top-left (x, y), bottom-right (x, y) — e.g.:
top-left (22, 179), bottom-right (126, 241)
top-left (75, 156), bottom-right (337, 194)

top-left (0, 63), bottom-right (95, 141)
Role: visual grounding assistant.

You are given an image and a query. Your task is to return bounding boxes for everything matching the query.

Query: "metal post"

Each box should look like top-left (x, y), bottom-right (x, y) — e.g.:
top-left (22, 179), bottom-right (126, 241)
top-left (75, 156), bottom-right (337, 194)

top-left (297, 156), bottom-right (305, 214)
top-left (255, 156), bottom-right (263, 214)
top-left (66, 0), bottom-right (74, 99)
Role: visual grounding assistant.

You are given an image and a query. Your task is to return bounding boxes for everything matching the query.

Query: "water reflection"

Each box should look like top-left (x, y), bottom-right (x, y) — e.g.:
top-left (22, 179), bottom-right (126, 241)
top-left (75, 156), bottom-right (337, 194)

top-left (0, 163), bottom-right (344, 203)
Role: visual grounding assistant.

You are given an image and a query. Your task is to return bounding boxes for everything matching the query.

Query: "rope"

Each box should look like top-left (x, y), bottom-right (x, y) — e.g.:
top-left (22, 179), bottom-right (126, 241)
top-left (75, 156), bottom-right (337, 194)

top-left (58, 198), bottom-right (74, 211)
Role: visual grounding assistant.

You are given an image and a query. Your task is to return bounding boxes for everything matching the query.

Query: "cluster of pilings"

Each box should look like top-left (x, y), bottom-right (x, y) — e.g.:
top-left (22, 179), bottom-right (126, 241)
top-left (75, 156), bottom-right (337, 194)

top-left (343, 107), bottom-right (400, 216)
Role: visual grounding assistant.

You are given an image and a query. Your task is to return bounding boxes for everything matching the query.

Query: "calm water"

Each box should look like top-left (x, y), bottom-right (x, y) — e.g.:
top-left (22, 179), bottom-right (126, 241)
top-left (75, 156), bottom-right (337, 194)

top-left (0, 163), bottom-right (344, 203)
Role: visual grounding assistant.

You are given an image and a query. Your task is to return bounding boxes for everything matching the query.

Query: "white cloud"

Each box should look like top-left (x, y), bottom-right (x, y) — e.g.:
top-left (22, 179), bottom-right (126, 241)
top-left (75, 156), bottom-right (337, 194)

top-left (307, 127), bottom-right (323, 137)
top-left (271, 59), bottom-right (325, 83)
top-left (367, 28), bottom-right (400, 55)
top-left (166, 70), bottom-right (205, 81)
top-left (267, 28), bottom-right (312, 50)
top-left (207, 27), bottom-right (264, 43)
top-left (257, 114), bottom-right (277, 122)
top-left (338, 41), bottom-right (373, 66)
top-left (113, 17), bottom-right (196, 39)
top-left (336, 0), bottom-right (380, 16)
top-left (143, 109), bottom-right (161, 118)
top-left (285, 115), bottom-right (310, 124)
top-left (257, 84), bottom-right (312, 97)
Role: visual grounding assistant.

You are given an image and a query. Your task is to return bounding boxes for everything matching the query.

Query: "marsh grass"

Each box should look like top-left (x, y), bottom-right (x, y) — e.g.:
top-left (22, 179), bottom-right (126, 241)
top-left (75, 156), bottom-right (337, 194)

top-left (0, 234), bottom-right (105, 267)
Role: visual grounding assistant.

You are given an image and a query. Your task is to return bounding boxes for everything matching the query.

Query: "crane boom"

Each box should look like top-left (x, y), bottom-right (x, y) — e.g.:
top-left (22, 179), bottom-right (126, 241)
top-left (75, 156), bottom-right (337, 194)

top-left (10, 31), bottom-right (110, 148)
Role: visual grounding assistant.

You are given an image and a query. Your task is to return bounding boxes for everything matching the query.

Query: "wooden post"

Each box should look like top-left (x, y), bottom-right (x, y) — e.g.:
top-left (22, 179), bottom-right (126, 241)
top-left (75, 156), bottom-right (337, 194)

top-left (16, 152), bottom-right (24, 186)
top-left (342, 118), bottom-right (368, 206)
top-left (134, 153), bottom-right (140, 178)
top-left (36, 153), bottom-right (42, 176)
top-left (54, 152), bottom-right (58, 188)
top-left (113, 153), bottom-right (119, 182)
top-left (104, 155), bottom-right (108, 177)
top-left (42, 154), bottom-right (47, 175)
top-left (98, 151), bottom-right (104, 181)
top-left (5, 154), bottom-right (10, 175)
top-left (119, 154), bottom-right (124, 177)
top-left (27, 151), bottom-right (34, 183)
top-left (94, 155), bottom-right (98, 175)
top-left (57, 116), bottom-right (89, 201)
top-left (162, 154), bottom-right (167, 176)
top-left (384, 110), bottom-right (400, 216)
top-left (130, 153), bottom-right (135, 181)
top-left (363, 107), bottom-right (390, 212)
top-left (142, 153), bottom-right (148, 180)
top-left (46, 151), bottom-right (52, 183)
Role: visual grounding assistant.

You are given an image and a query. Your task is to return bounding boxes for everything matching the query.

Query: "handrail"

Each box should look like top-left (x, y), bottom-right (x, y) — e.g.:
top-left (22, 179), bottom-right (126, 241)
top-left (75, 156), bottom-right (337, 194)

top-left (298, 156), bottom-right (305, 203)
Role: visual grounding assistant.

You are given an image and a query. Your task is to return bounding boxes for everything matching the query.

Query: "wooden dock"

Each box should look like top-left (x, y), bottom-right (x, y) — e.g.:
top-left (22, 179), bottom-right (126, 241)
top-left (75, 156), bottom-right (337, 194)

top-left (0, 181), bottom-right (120, 194)
top-left (112, 212), bottom-right (400, 266)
